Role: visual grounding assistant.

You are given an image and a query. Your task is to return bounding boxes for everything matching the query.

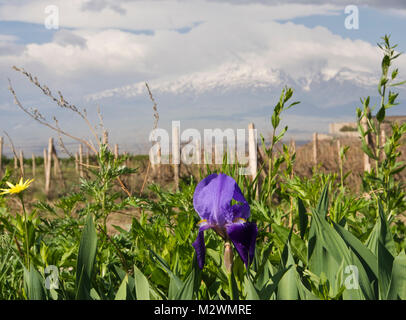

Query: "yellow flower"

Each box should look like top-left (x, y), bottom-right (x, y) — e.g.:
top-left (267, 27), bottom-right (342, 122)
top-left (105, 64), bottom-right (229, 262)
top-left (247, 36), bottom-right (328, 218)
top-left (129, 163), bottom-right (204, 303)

top-left (0, 178), bottom-right (34, 195)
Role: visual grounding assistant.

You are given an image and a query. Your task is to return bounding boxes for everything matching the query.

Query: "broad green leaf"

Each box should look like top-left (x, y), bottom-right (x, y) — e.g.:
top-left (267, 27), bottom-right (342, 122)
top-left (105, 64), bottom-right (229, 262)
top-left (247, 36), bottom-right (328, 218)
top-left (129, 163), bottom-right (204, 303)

top-left (333, 222), bottom-right (378, 280)
top-left (272, 223), bottom-right (307, 264)
top-left (134, 265), bottom-right (150, 300)
top-left (296, 278), bottom-right (320, 300)
top-left (228, 272), bottom-right (239, 301)
top-left (90, 288), bottom-right (101, 300)
top-left (75, 212), bottom-right (98, 300)
top-left (378, 241), bottom-right (394, 299)
top-left (316, 183), bottom-right (329, 218)
top-left (174, 258), bottom-right (200, 300)
top-left (341, 250), bottom-right (375, 300)
top-left (366, 203), bottom-right (396, 258)
top-left (149, 248), bottom-right (183, 299)
top-left (277, 241), bottom-right (299, 300)
top-left (115, 274), bottom-right (128, 300)
top-left (259, 266), bottom-right (289, 300)
top-left (24, 263), bottom-right (46, 300)
top-left (387, 251), bottom-right (406, 300)
top-left (307, 185), bottom-right (374, 299)
top-left (244, 276), bottom-right (260, 300)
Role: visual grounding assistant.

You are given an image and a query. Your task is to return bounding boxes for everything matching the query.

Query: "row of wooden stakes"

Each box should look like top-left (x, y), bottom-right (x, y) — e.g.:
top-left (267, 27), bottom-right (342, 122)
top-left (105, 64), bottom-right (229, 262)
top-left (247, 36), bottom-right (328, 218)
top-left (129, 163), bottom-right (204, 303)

top-left (0, 121), bottom-right (381, 196)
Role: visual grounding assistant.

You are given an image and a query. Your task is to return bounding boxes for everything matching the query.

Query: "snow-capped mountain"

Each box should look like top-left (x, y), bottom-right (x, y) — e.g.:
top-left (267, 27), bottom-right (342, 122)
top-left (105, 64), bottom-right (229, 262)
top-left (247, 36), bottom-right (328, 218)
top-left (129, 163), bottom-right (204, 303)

top-left (85, 63), bottom-right (378, 102)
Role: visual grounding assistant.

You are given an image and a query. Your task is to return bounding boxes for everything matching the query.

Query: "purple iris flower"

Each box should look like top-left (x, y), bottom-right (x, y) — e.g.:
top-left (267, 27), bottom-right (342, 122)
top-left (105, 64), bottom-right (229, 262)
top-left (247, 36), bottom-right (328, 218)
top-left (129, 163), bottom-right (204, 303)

top-left (192, 173), bottom-right (257, 269)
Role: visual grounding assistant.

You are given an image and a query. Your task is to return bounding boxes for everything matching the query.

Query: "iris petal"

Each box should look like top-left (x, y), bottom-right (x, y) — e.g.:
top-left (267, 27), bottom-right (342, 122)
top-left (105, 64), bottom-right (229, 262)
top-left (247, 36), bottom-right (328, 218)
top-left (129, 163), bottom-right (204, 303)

top-left (192, 224), bottom-right (211, 269)
top-left (193, 173), bottom-right (249, 226)
top-left (226, 222), bottom-right (257, 267)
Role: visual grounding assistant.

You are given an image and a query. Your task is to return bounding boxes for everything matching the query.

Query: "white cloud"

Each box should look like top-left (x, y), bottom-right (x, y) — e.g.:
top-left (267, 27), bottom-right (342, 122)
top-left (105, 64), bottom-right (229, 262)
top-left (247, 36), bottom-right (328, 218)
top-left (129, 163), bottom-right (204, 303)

top-left (4, 14), bottom-right (395, 89)
top-left (1, 0), bottom-right (405, 151)
top-left (2, 0), bottom-right (395, 88)
top-left (0, 0), bottom-right (340, 30)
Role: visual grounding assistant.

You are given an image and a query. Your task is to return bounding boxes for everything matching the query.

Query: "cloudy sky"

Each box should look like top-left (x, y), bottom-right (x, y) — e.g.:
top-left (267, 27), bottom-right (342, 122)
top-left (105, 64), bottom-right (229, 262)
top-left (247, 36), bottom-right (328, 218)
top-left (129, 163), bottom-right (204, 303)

top-left (0, 0), bottom-right (406, 155)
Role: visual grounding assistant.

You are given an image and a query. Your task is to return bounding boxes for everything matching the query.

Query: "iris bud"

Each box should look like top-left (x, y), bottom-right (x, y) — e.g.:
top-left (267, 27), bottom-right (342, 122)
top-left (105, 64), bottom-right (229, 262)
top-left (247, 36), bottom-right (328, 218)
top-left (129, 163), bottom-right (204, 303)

top-left (224, 242), bottom-right (233, 273)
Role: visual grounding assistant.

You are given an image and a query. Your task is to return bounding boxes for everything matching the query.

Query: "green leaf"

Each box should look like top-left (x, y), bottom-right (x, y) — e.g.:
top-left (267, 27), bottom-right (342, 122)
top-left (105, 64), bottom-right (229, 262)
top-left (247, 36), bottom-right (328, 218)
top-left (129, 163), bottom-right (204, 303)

top-left (75, 212), bottom-right (98, 300)
top-left (115, 274), bottom-right (128, 300)
top-left (228, 271), bottom-right (239, 301)
top-left (134, 265), bottom-right (150, 300)
top-left (272, 223), bottom-right (307, 264)
top-left (316, 183), bottom-right (329, 218)
top-left (298, 198), bottom-right (308, 239)
top-left (361, 141), bottom-right (378, 161)
top-left (376, 107), bottom-right (385, 123)
top-left (90, 288), bottom-right (101, 300)
top-left (174, 257), bottom-right (200, 300)
top-left (149, 248), bottom-right (183, 299)
top-left (259, 266), bottom-right (289, 300)
top-left (244, 276), bottom-right (260, 300)
top-left (366, 203), bottom-right (396, 258)
top-left (389, 80), bottom-right (406, 87)
top-left (387, 251), bottom-right (406, 300)
top-left (24, 263), bottom-right (46, 300)
top-left (307, 186), bottom-right (374, 299)
top-left (378, 241), bottom-right (394, 299)
top-left (277, 241), bottom-right (299, 300)
top-left (332, 222), bottom-right (378, 280)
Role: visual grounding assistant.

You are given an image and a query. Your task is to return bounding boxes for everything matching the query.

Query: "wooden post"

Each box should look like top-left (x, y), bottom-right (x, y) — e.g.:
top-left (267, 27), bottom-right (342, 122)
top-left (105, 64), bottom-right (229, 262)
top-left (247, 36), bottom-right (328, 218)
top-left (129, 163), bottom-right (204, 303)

top-left (151, 143), bottom-right (161, 176)
top-left (75, 152), bottom-right (79, 174)
top-left (194, 139), bottom-right (201, 168)
top-left (248, 123), bottom-right (258, 179)
top-left (114, 144), bottom-right (119, 160)
top-left (53, 150), bottom-right (57, 176)
top-left (45, 138), bottom-right (53, 195)
top-left (0, 136), bottom-right (3, 174)
top-left (248, 123), bottom-right (258, 198)
top-left (312, 132), bottom-right (319, 165)
top-left (32, 153), bottom-right (36, 178)
top-left (381, 129), bottom-right (386, 146)
top-left (51, 143), bottom-right (65, 189)
top-left (172, 125), bottom-right (180, 190)
top-left (361, 116), bottom-right (371, 172)
top-left (19, 150), bottom-right (24, 177)
top-left (43, 148), bottom-right (48, 180)
top-left (214, 143), bottom-right (220, 165)
top-left (79, 144), bottom-right (84, 178)
top-left (86, 149), bottom-right (90, 167)
top-left (157, 143), bottom-right (162, 178)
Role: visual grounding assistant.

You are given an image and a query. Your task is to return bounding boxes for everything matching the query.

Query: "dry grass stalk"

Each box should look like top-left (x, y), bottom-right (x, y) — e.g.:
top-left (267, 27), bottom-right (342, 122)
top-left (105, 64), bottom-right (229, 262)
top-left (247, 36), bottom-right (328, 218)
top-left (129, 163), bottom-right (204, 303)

top-left (45, 138), bottom-right (53, 195)
top-left (79, 144), bottom-right (84, 178)
top-left (19, 150), bottom-right (24, 178)
top-left (9, 67), bottom-right (98, 154)
top-left (140, 83), bottom-right (159, 195)
top-left (3, 131), bottom-right (23, 178)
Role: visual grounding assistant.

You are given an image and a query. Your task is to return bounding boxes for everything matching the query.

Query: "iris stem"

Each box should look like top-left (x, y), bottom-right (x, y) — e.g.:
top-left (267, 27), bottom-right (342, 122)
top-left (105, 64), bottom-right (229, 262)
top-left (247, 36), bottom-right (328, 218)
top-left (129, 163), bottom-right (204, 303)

top-left (228, 272), bottom-right (236, 300)
top-left (224, 241), bottom-right (236, 300)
